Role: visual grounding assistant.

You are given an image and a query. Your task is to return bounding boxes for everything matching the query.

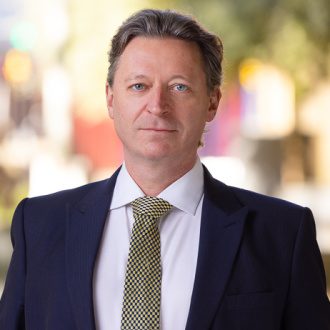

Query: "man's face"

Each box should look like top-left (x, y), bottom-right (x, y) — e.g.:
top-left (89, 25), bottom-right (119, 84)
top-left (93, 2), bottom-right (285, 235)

top-left (106, 36), bottom-right (220, 165)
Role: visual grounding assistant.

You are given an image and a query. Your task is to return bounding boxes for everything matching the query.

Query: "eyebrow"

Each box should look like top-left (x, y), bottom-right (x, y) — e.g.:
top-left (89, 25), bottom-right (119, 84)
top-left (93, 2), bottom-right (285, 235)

top-left (124, 74), bottom-right (148, 83)
top-left (124, 74), bottom-right (191, 83)
top-left (169, 74), bottom-right (190, 81)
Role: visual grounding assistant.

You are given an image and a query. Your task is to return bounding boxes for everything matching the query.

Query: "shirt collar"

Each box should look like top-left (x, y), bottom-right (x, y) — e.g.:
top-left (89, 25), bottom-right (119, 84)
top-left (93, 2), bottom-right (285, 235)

top-left (110, 159), bottom-right (204, 216)
top-left (110, 163), bottom-right (144, 210)
top-left (158, 159), bottom-right (204, 215)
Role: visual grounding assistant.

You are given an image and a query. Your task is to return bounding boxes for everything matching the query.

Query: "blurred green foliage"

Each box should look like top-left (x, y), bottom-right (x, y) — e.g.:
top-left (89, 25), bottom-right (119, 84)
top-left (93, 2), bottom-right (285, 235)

top-left (175, 0), bottom-right (330, 97)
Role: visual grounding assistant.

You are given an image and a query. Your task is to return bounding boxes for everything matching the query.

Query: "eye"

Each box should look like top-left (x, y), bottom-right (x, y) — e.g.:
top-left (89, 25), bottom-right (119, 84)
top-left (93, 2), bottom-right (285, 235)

top-left (173, 84), bottom-right (188, 92)
top-left (131, 83), bottom-right (145, 91)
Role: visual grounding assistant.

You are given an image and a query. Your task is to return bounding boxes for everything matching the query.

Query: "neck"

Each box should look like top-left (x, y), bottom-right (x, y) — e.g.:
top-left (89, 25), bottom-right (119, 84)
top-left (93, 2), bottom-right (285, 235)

top-left (124, 156), bottom-right (197, 196)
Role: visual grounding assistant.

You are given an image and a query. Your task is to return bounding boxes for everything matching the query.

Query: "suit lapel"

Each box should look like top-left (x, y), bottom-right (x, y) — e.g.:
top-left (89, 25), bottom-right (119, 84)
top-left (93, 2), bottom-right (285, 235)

top-left (186, 168), bottom-right (248, 330)
top-left (66, 169), bottom-right (120, 330)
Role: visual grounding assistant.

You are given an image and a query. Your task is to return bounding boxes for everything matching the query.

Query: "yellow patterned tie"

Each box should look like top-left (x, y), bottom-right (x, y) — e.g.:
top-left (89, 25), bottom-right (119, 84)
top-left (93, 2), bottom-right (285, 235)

top-left (121, 196), bottom-right (172, 330)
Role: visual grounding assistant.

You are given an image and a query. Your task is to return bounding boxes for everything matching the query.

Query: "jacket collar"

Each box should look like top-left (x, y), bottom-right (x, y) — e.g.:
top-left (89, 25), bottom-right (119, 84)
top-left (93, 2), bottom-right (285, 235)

top-left (185, 166), bottom-right (248, 330)
top-left (66, 168), bottom-right (120, 330)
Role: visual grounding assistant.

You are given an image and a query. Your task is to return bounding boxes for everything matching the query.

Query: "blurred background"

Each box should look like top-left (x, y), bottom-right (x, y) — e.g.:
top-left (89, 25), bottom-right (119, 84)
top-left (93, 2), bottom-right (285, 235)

top-left (0, 0), bottom-right (329, 295)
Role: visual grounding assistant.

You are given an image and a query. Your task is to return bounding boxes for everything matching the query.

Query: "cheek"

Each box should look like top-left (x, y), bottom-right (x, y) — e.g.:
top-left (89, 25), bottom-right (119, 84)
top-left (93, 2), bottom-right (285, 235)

top-left (111, 98), bottom-right (129, 121)
top-left (182, 105), bottom-right (209, 127)
top-left (115, 97), bottom-right (145, 121)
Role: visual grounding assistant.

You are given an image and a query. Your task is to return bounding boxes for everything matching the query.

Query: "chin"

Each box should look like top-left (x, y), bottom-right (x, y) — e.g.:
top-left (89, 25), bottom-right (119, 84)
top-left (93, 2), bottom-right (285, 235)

top-left (141, 144), bottom-right (177, 160)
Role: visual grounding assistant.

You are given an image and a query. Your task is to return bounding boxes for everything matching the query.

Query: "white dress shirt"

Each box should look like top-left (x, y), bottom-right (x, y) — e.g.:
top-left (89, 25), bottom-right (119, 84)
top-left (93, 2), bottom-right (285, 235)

top-left (93, 160), bottom-right (204, 330)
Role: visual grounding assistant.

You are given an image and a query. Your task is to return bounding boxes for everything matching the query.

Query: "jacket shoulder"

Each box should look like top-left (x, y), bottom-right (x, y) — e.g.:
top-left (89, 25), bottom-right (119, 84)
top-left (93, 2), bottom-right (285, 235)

top-left (27, 179), bottom-right (110, 204)
top-left (231, 185), bottom-right (305, 212)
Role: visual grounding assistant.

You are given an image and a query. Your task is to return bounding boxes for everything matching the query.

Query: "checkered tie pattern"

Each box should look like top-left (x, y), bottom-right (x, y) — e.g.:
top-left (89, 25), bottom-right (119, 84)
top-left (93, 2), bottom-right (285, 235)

top-left (121, 196), bottom-right (172, 330)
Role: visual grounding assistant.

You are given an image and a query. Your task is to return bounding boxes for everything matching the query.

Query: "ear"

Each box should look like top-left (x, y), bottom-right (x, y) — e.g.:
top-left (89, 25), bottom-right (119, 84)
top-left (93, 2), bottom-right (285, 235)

top-left (106, 82), bottom-right (114, 119)
top-left (206, 87), bottom-right (221, 122)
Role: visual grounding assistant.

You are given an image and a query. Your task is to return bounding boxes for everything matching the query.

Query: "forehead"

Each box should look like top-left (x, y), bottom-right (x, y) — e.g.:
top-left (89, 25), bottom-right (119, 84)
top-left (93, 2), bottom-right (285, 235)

top-left (114, 36), bottom-right (206, 81)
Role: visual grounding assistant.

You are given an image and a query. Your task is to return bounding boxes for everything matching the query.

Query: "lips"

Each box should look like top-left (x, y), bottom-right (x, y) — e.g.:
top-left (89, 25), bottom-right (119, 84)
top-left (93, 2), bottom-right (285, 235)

top-left (140, 128), bottom-right (176, 132)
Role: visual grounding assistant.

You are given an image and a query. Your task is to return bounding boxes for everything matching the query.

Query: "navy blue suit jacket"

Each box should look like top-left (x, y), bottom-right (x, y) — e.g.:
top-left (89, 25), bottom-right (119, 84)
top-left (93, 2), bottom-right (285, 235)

top-left (1, 167), bottom-right (330, 329)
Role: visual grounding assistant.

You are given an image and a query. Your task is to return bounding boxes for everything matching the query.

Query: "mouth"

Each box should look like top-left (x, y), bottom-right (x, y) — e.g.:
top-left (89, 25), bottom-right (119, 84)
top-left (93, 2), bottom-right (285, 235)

top-left (140, 128), bottom-right (176, 133)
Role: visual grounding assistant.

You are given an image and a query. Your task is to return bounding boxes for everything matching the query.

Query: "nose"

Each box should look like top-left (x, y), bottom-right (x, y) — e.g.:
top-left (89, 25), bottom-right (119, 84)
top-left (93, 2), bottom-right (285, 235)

top-left (146, 85), bottom-right (169, 115)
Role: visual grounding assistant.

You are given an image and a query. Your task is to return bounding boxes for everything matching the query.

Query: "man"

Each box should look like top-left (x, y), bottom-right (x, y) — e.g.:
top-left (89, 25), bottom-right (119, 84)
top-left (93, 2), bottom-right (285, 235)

top-left (0, 8), bottom-right (329, 330)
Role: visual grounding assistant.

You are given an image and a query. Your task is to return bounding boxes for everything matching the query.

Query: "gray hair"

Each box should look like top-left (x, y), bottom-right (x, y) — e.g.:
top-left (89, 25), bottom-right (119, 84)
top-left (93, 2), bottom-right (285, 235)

top-left (107, 9), bottom-right (223, 91)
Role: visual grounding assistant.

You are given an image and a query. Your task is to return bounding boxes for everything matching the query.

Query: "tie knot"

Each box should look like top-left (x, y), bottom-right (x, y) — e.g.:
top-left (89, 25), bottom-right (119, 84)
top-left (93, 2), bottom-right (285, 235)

top-left (131, 196), bottom-right (172, 219)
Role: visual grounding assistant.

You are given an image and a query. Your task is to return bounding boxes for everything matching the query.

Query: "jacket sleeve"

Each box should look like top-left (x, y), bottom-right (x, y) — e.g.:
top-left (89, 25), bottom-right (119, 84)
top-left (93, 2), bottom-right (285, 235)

top-left (0, 198), bottom-right (28, 329)
top-left (283, 207), bottom-right (330, 329)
